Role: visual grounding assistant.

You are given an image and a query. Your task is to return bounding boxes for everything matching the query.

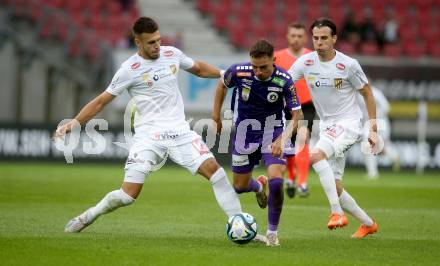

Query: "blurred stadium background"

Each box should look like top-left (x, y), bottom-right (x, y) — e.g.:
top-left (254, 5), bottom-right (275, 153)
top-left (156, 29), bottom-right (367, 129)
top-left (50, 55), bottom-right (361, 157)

top-left (0, 0), bottom-right (439, 171)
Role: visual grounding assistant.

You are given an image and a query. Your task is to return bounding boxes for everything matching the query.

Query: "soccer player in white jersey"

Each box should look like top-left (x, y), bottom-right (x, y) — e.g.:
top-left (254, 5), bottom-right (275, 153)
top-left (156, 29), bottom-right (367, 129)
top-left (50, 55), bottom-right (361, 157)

top-left (288, 18), bottom-right (378, 238)
top-left (357, 86), bottom-right (400, 179)
top-left (54, 17), bottom-right (243, 234)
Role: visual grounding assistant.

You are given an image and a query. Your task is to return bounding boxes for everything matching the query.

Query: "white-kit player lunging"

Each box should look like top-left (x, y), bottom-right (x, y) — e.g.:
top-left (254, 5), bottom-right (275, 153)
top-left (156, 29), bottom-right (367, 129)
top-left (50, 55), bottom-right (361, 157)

top-left (54, 17), bottom-right (242, 233)
top-left (288, 18), bottom-right (378, 238)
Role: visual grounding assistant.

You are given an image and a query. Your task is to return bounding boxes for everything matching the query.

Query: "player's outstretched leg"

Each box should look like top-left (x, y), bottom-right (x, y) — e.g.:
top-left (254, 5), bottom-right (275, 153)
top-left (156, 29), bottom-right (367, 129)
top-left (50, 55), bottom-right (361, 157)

top-left (64, 169), bottom-right (144, 233)
top-left (338, 189), bottom-right (377, 238)
top-left (266, 177), bottom-right (283, 246)
top-left (296, 144), bottom-right (310, 197)
top-left (64, 188), bottom-right (135, 233)
top-left (208, 167), bottom-right (242, 217)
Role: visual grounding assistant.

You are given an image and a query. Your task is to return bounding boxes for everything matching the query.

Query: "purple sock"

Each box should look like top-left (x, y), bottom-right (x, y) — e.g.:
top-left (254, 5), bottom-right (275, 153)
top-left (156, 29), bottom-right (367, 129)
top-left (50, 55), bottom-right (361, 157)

top-left (268, 178), bottom-right (284, 231)
top-left (234, 179), bottom-right (261, 194)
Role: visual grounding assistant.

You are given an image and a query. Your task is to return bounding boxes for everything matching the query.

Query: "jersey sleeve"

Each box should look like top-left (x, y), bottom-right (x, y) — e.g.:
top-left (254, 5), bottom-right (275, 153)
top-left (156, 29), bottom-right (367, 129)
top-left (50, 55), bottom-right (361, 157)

top-left (222, 64), bottom-right (237, 89)
top-left (287, 58), bottom-right (305, 83)
top-left (105, 67), bottom-right (133, 96)
top-left (283, 79), bottom-right (301, 111)
top-left (174, 47), bottom-right (194, 70)
top-left (348, 60), bottom-right (369, 90)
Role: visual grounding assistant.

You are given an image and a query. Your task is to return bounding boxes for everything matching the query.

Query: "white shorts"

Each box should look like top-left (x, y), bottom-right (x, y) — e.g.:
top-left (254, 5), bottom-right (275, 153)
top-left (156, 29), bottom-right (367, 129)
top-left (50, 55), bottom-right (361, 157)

top-left (315, 119), bottom-right (361, 180)
top-left (124, 130), bottom-right (214, 183)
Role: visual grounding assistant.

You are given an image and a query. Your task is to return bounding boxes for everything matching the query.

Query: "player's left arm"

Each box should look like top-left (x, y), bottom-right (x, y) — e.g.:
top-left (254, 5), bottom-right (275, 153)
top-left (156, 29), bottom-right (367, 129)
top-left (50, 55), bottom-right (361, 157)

top-left (358, 84), bottom-right (378, 148)
top-left (186, 60), bottom-right (221, 78)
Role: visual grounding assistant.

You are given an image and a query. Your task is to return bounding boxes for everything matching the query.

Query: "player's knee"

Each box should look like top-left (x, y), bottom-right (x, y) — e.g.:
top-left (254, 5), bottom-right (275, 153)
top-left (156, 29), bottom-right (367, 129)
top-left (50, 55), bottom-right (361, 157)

top-left (232, 175), bottom-right (249, 193)
top-left (335, 180), bottom-right (344, 196)
top-left (199, 158), bottom-right (220, 178)
top-left (310, 149), bottom-right (326, 165)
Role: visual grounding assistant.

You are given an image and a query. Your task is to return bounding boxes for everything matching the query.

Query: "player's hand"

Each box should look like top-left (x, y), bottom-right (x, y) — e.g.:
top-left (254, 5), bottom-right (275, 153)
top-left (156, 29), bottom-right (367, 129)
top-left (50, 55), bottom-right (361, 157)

top-left (213, 118), bottom-right (222, 134)
top-left (53, 119), bottom-right (79, 141)
top-left (271, 137), bottom-right (283, 158)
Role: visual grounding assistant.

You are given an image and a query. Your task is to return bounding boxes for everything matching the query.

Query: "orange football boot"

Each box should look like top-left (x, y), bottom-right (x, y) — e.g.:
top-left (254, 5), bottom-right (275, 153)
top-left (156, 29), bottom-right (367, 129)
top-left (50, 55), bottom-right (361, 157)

top-left (352, 220), bottom-right (378, 238)
top-left (327, 213), bottom-right (348, 229)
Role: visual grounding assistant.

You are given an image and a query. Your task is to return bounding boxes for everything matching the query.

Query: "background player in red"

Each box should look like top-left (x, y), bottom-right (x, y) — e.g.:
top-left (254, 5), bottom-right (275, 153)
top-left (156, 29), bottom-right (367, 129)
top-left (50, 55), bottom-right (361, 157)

top-left (275, 22), bottom-right (316, 198)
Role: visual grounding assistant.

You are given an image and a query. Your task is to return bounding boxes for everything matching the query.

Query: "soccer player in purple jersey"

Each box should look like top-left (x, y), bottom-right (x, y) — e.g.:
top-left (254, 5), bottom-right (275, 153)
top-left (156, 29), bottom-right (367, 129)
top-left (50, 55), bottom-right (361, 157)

top-left (213, 40), bottom-right (303, 246)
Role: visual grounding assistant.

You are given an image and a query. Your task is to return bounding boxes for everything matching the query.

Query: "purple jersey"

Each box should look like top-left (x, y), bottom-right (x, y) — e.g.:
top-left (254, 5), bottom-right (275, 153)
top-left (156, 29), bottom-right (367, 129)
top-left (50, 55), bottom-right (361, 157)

top-left (223, 63), bottom-right (301, 132)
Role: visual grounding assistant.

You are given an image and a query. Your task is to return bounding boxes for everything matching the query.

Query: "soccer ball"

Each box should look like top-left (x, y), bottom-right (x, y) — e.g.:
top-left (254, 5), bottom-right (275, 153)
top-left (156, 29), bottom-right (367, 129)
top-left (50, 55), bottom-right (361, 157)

top-left (226, 213), bottom-right (257, 244)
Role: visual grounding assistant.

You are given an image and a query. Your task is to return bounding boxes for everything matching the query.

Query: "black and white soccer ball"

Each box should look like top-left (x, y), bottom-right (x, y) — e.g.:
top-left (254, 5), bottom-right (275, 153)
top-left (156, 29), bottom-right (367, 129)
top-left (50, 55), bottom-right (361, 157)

top-left (226, 213), bottom-right (257, 244)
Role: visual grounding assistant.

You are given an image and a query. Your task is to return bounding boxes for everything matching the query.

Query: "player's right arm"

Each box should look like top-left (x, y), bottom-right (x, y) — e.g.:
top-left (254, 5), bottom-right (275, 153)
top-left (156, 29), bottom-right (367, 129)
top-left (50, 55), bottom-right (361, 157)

top-left (287, 56), bottom-right (305, 83)
top-left (212, 65), bottom-right (237, 134)
top-left (54, 67), bottom-right (132, 139)
top-left (54, 92), bottom-right (115, 139)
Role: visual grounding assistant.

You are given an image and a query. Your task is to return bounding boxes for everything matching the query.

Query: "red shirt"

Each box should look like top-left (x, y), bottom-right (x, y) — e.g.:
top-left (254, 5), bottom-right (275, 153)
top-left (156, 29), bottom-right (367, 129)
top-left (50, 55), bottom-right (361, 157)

top-left (275, 48), bottom-right (313, 104)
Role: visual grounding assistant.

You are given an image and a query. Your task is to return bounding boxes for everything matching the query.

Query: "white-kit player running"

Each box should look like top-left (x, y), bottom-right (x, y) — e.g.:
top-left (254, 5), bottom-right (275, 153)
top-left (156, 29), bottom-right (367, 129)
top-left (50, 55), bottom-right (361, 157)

top-left (55, 17), bottom-right (243, 233)
top-left (288, 17), bottom-right (378, 238)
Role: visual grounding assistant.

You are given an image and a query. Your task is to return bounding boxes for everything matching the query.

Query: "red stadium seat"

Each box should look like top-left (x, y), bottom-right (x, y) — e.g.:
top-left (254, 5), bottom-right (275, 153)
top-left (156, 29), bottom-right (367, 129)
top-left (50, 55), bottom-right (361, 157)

top-left (196, 0), bottom-right (212, 13)
top-left (428, 43), bottom-right (440, 58)
top-left (383, 43), bottom-right (402, 58)
top-left (403, 42), bottom-right (427, 58)
top-left (360, 42), bottom-right (380, 55)
top-left (337, 41), bottom-right (356, 55)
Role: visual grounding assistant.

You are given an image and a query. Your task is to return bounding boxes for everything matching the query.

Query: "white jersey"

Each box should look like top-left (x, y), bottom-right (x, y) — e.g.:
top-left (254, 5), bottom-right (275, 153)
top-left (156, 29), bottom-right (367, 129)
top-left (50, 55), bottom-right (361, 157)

top-left (288, 50), bottom-right (368, 122)
top-left (106, 46), bottom-right (194, 135)
top-left (357, 86), bottom-right (390, 121)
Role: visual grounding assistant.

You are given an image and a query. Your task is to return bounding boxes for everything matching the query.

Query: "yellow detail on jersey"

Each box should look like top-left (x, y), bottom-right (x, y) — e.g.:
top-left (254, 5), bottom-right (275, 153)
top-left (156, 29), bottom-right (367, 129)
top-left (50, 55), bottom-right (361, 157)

top-left (334, 78), bottom-right (343, 90)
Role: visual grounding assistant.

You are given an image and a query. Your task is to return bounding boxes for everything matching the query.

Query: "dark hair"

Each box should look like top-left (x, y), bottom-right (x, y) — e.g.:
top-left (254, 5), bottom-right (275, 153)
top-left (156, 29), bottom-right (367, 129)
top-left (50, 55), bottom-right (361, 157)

top-left (310, 17), bottom-right (337, 36)
top-left (288, 21), bottom-right (306, 31)
top-left (249, 39), bottom-right (274, 58)
top-left (133, 17), bottom-right (159, 35)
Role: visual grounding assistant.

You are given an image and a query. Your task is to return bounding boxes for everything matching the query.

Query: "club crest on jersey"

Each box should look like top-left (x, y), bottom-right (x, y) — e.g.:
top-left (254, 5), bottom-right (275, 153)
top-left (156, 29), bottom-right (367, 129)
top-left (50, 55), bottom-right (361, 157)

top-left (242, 79), bottom-right (253, 85)
top-left (267, 92), bottom-right (279, 103)
top-left (305, 59), bottom-right (314, 66)
top-left (272, 77), bottom-right (286, 87)
top-left (131, 62), bottom-right (140, 69)
top-left (242, 86), bottom-right (251, 101)
top-left (336, 63), bottom-right (345, 70)
top-left (163, 50), bottom-right (174, 57)
top-left (170, 64), bottom-right (177, 74)
top-left (334, 78), bottom-right (343, 89)
top-left (142, 73), bottom-right (154, 87)
top-left (307, 76), bottom-right (316, 88)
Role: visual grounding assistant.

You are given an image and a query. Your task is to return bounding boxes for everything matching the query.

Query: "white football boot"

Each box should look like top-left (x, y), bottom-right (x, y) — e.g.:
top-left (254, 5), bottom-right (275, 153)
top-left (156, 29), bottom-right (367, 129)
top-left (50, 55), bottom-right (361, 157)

top-left (64, 208), bottom-right (95, 233)
top-left (266, 232), bottom-right (280, 247)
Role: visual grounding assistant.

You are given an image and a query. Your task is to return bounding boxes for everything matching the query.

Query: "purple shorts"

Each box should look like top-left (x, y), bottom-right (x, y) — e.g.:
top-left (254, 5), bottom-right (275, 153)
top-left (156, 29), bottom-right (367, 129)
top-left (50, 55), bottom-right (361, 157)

top-left (231, 127), bottom-right (288, 174)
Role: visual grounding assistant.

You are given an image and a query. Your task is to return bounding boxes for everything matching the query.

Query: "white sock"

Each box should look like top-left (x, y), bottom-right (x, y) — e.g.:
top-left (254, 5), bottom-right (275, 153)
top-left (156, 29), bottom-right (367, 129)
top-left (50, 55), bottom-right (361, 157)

top-left (339, 190), bottom-right (373, 226)
top-left (210, 168), bottom-right (242, 217)
top-left (312, 160), bottom-right (343, 214)
top-left (267, 229), bottom-right (277, 236)
top-left (85, 189), bottom-right (135, 222)
top-left (365, 154), bottom-right (378, 178)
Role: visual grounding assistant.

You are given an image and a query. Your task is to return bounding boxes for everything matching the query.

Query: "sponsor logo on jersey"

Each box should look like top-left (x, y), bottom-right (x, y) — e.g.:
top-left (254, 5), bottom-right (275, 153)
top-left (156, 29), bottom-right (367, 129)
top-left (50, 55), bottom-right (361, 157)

top-left (272, 77), bottom-right (286, 87)
top-left (268, 86), bottom-right (283, 92)
top-left (267, 91), bottom-right (279, 103)
top-left (305, 59), bottom-right (314, 66)
top-left (232, 154), bottom-right (250, 166)
top-left (242, 86), bottom-right (251, 101)
top-left (242, 78), bottom-right (253, 85)
top-left (336, 63), bottom-right (345, 70)
top-left (315, 81), bottom-right (321, 87)
top-left (163, 50), bottom-right (174, 57)
top-left (237, 71), bottom-right (252, 77)
top-left (275, 70), bottom-right (291, 79)
top-left (334, 78), bottom-right (343, 89)
top-left (131, 62), bottom-right (140, 69)
top-left (170, 64), bottom-right (177, 74)
top-left (224, 71), bottom-right (233, 87)
top-left (153, 131), bottom-right (179, 140)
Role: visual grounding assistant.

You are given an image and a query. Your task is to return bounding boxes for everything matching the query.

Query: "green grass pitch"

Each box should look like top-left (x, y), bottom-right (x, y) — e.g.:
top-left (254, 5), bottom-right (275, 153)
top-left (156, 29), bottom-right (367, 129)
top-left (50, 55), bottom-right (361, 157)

top-left (0, 162), bottom-right (439, 265)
